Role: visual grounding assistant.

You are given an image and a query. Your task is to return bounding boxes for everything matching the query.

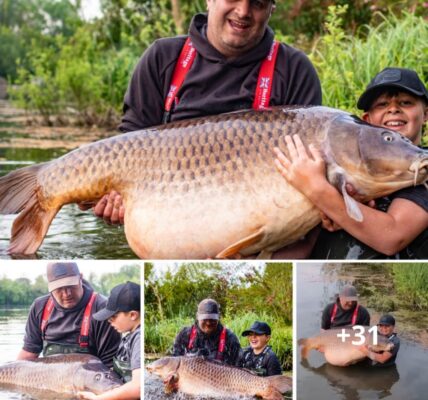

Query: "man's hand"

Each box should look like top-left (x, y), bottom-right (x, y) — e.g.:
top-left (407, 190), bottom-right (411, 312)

top-left (77, 391), bottom-right (98, 399)
top-left (78, 191), bottom-right (125, 225)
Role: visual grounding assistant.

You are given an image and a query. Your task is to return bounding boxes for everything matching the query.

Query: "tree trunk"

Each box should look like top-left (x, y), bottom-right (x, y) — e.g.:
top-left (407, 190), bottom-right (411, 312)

top-left (171, 0), bottom-right (184, 34)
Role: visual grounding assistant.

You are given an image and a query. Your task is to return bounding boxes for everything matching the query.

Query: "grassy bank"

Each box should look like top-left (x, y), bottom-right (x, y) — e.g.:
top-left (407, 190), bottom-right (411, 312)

top-left (145, 311), bottom-right (293, 370)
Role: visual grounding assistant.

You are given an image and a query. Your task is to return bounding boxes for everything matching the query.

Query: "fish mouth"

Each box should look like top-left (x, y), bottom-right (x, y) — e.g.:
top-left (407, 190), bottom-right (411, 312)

top-left (409, 157), bottom-right (428, 187)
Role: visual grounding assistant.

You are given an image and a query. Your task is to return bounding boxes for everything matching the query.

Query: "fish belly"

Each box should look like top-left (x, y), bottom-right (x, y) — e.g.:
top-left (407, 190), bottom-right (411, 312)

top-left (124, 174), bottom-right (320, 259)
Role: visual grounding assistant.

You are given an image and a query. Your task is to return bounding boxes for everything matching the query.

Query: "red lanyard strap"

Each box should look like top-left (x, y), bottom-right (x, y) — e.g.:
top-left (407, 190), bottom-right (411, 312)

top-left (252, 40), bottom-right (279, 110)
top-left (79, 292), bottom-right (97, 347)
top-left (164, 37), bottom-right (197, 119)
top-left (41, 292), bottom-right (97, 347)
top-left (41, 297), bottom-right (55, 334)
top-left (187, 325), bottom-right (197, 350)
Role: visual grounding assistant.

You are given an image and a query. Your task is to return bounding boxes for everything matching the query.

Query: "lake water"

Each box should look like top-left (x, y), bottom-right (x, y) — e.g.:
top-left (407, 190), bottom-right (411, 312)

top-left (0, 103), bottom-right (136, 259)
top-left (0, 307), bottom-right (30, 399)
top-left (296, 262), bottom-right (428, 400)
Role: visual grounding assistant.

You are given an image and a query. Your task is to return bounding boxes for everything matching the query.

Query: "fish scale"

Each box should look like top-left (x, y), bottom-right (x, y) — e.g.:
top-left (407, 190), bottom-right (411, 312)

top-left (0, 106), bottom-right (427, 258)
top-left (0, 354), bottom-right (122, 395)
top-left (147, 356), bottom-right (291, 399)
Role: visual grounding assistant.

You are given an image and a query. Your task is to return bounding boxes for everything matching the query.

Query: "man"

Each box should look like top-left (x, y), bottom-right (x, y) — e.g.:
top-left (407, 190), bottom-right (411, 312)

top-left (17, 262), bottom-right (120, 368)
top-left (321, 285), bottom-right (370, 330)
top-left (91, 0), bottom-right (322, 225)
top-left (359, 314), bottom-right (400, 367)
top-left (173, 298), bottom-right (241, 365)
top-left (236, 321), bottom-right (282, 376)
top-left (79, 281), bottom-right (141, 400)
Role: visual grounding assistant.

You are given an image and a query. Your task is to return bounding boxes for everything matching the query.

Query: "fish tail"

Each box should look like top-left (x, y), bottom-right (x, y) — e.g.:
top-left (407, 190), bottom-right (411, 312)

top-left (0, 164), bottom-right (44, 214)
top-left (0, 164), bottom-right (59, 254)
top-left (297, 338), bottom-right (310, 359)
top-left (265, 375), bottom-right (292, 394)
top-left (8, 197), bottom-right (59, 255)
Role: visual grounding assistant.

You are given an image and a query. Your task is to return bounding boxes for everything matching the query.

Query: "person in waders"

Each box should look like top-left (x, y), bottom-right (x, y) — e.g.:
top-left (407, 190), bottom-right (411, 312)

top-left (81, 0), bottom-right (322, 259)
top-left (236, 321), bottom-right (282, 376)
top-left (78, 281), bottom-right (141, 399)
top-left (17, 262), bottom-right (120, 368)
top-left (358, 314), bottom-right (400, 367)
top-left (321, 285), bottom-right (370, 331)
top-left (173, 298), bottom-right (241, 365)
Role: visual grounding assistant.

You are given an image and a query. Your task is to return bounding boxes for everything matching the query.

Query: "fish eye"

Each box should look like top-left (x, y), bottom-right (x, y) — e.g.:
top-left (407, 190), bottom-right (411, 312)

top-left (95, 373), bottom-right (102, 381)
top-left (382, 132), bottom-right (394, 142)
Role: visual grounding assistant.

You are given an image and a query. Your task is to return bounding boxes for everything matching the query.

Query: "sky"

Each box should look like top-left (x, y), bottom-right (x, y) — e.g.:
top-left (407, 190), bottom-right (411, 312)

top-left (0, 260), bottom-right (143, 282)
top-left (80, 0), bottom-right (102, 20)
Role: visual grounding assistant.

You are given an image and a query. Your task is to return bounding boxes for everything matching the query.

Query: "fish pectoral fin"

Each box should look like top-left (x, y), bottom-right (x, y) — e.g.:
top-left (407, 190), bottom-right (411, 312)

top-left (258, 387), bottom-right (285, 400)
top-left (8, 198), bottom-right (59, 255)
top-left (265, 375), bottom-right (292, 394)
top-left (341, 181), bottom-right (363, 222)
top-left (215, 228), bottom-right (266, 259)
top-left (163, 373), bottom-right (179, 394)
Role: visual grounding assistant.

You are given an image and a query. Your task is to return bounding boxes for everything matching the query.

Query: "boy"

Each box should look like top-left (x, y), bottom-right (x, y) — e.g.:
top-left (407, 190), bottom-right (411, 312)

top-left (274, 67), bottom-right (428, 258)
top-left (359, 314), bottom-right (400, 367)
top-left (78, 281), bottom-right (141, 400)
top-left (236, 321), bottom-right (282, 376)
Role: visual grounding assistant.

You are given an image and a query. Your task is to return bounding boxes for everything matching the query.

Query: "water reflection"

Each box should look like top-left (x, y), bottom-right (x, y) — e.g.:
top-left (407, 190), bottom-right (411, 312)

top-left (296, 263), bottom-right (428, 400)
top-left (0, 153), bottom-right (136, 260)
top-left (301, 359), bottom-right (399, 400)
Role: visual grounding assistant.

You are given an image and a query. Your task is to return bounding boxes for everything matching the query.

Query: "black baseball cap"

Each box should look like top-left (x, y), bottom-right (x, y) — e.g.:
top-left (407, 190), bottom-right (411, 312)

top-left (357, 67), bottom-right (428, 111)
top-left (93, 281), bottom-right (141, 321)
top-left (242, 321), bottom-right (271, 336)
top-left (378, 314), bottom-right (396, 326)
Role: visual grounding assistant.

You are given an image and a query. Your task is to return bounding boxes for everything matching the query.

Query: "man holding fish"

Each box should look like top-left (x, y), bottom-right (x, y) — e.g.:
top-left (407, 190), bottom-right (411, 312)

top-left (91, 0), bottom-right (322, 238)
top-left (17, 262), bottom-right (120, 369)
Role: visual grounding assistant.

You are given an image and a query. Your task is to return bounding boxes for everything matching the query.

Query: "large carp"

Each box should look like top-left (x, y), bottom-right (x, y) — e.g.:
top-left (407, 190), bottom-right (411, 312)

top-left (0, 106), bottom-right (427, 258)
top-left (298, 328), bottom-right (394, 366)
top-left (0, 354), bottom-right (122, 396)
top-left (146, 356), bottom-right (292, 400)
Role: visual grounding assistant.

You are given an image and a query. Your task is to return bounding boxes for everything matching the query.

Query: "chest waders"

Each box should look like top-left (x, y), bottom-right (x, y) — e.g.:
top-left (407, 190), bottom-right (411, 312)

top-left (242, 346), bottom-right (270, 376)
top-left (41, 292), bottom-right (97, 356)
top-left (113, 357), bottom-right (132, 382)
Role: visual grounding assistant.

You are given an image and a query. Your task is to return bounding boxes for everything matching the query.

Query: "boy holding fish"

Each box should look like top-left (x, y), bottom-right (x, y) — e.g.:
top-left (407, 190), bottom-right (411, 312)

top-left (78, 281), bottom-right (141, 399)
top-left (275, 67), bottom-right (428, 259)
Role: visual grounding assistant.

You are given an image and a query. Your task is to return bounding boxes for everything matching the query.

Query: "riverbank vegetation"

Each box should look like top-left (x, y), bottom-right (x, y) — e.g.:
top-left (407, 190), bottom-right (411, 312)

top-left (0, 1), bottom-right (426, 141)
top-left (0, 264), bottom-right (140, 306)
top-left (144, 262), bottom-right (293, 370)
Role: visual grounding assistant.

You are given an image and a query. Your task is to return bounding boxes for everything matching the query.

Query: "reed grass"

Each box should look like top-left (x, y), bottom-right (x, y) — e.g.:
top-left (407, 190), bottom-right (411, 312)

top-left (310, 6), bottom-right (428, 145)
top-left (391, 263), bottom-right (428, 310)
top-left (144, 311), bottom-right (293, 370)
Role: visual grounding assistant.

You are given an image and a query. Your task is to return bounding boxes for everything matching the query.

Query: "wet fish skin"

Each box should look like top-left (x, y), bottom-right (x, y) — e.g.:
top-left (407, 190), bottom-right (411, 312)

top-left (0, 354), bottom-right (122, 395)
top-left (298, 328), bottom-right (393, 366)
top-left (0, 106), bottom-right (427, 258)
top-left (146, 356), bottom-right (292, 400)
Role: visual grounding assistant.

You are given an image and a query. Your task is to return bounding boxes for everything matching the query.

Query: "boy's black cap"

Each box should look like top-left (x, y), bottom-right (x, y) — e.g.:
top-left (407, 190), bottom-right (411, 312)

top-left (242, 321), bottom-right (271, 336)
top-left (93, 281), bottom-right (140, 321)
top-left (357, 67), bottom-right (428, 111)
top-left (378, 314), bottom-right (396, 326)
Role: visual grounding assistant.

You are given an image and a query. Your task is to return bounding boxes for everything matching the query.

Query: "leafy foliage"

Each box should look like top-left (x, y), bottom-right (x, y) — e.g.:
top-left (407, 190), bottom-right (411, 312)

top-left (144, 262), bottom-right (293, 368)
top-left (0, 265), bottom-right (140, 306)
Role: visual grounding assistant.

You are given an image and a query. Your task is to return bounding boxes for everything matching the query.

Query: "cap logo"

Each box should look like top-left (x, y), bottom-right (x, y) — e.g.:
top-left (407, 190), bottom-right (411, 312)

top-left (375, 70), bottom-right (401, 84)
